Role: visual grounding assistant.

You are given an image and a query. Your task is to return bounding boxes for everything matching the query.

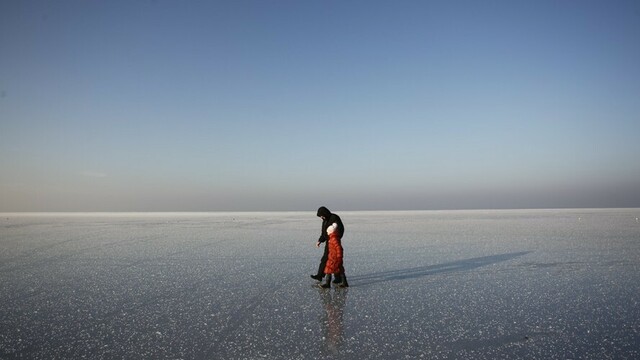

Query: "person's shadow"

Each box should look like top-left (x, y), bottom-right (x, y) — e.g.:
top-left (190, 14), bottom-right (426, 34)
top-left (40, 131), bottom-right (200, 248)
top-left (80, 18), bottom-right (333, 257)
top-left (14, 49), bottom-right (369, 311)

top-left (349, 251), bottom-right (531, 287)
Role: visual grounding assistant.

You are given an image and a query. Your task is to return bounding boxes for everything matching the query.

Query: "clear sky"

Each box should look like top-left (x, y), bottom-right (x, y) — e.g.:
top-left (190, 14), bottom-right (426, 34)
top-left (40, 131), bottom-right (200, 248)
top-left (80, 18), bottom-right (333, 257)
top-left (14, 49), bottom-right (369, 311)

top-left (1, 0), bottom-right (639, 211)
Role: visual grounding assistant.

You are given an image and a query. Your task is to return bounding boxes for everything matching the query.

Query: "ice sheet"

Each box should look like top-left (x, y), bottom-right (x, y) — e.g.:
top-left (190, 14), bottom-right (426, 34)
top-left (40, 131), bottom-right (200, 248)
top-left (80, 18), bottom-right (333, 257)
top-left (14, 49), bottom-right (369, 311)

top-left (1, 209), bottom-right (639, 359)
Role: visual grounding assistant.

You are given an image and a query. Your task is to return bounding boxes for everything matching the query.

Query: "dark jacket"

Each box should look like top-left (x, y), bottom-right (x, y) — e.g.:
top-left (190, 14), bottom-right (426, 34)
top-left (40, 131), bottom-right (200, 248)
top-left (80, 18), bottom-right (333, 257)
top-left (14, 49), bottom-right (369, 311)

top-left (317, 206), bottom-right (344, 243)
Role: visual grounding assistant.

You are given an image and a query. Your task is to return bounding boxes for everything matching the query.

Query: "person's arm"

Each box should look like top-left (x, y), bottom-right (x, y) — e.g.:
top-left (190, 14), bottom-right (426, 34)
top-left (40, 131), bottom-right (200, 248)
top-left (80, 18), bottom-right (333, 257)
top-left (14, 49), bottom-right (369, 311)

top-left (317, 223), bottom-right (337, 247)
top-left (317, 233), bottom-right (327, 245)
top-left (317, 223), bottom-right (328, 247)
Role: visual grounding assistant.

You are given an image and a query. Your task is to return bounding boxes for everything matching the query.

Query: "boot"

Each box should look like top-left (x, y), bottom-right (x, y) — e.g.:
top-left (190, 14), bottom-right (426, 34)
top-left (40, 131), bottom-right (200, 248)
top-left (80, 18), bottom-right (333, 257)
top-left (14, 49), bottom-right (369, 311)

top-left (310, 274), bottom-right (324, 281)
top-left (338, 274), bottom-right (349, 288)
top-left (320, 274), bottom-right (332, 289)
top-left (332, 274), bottom-right (343, 284)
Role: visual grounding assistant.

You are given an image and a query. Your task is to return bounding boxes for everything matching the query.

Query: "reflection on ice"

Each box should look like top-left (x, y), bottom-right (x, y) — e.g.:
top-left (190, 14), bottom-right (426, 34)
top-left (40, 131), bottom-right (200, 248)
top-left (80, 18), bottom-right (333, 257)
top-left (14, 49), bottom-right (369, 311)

top-left (318, 288), bottom-right (348, 355)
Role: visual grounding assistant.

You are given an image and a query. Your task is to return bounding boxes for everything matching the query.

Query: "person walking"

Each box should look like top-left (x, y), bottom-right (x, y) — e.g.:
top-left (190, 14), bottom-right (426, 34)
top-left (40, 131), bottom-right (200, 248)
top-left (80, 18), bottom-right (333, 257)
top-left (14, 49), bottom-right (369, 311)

top-left (312, 206), bottom-right (348, 288)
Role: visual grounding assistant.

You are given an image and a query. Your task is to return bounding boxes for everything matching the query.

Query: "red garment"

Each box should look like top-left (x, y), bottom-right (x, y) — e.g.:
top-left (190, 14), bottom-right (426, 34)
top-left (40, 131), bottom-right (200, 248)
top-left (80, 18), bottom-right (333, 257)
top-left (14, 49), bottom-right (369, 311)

top-left (324, 232), bottom-right (343, 274)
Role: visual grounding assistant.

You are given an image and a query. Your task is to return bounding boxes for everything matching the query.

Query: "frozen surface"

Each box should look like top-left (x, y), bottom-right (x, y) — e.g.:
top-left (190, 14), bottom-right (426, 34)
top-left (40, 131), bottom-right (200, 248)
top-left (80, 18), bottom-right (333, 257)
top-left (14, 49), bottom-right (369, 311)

top-left (1, 209), bottom-right (639, 359)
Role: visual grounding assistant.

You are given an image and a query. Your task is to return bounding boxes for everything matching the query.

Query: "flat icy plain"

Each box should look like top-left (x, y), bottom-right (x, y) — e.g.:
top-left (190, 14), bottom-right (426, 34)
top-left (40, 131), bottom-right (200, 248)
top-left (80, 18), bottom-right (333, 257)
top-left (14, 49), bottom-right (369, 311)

top-left (1, 209), bottom-right (639, 359)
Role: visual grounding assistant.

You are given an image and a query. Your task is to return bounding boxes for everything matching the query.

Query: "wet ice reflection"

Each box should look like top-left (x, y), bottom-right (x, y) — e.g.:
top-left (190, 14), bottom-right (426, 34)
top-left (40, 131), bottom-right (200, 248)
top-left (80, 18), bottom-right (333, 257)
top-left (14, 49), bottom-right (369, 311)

top-left (318, 288), bottom-right (347, 355)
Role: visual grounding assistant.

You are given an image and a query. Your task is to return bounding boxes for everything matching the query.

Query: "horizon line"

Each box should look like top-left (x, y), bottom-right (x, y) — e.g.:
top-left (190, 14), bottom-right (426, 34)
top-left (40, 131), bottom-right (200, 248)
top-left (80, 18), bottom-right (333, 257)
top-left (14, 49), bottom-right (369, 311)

top-left (1, 206), bottom-right (639, 215)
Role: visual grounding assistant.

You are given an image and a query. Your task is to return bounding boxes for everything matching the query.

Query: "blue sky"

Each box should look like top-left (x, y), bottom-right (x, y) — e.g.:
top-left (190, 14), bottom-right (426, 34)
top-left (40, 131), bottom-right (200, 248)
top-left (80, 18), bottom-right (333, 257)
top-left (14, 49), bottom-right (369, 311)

top-left (1, 0), bottom-right (639, 211)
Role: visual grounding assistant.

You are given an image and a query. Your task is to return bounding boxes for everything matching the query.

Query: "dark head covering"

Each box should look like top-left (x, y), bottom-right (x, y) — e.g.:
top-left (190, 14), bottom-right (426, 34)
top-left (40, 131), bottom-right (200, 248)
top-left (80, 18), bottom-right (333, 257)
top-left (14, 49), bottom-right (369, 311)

top-left (317, 206), bottom-right (331, 218)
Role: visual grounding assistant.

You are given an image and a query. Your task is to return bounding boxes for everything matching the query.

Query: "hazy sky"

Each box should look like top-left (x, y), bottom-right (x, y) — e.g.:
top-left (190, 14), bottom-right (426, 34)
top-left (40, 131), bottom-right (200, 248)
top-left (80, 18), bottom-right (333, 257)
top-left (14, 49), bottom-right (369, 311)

top-left (1, 0), bottom-right (639, 211)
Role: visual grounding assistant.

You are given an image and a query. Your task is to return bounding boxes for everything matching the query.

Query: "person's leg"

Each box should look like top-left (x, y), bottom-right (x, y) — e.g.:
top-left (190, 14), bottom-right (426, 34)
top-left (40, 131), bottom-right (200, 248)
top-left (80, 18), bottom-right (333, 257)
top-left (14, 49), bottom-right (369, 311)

top-left (336, 245), bottom-right (348, 287)
top-left (337, 264), bottom-right (348, 287)
top-left (320, 274), bottom-right (332, 288)
top-left (311, 242), bottom-right (329, 280)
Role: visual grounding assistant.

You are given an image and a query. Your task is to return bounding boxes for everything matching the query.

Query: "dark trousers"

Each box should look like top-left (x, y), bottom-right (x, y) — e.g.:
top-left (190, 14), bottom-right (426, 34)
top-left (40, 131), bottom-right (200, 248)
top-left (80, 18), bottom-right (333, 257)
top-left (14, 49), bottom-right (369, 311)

top-left (316, 242), bottom-right (329, 276)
